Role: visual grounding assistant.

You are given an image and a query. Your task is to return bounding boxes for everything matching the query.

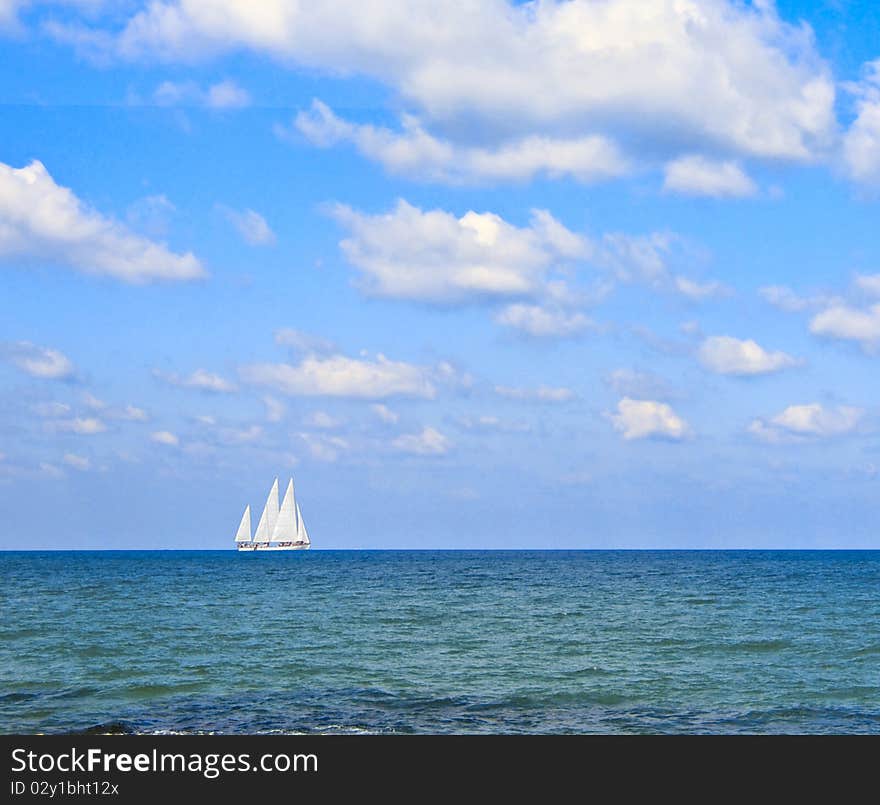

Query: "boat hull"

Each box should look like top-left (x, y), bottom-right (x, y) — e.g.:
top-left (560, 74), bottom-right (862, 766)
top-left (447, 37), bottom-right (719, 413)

top-left (236, 543), bottom-right (310, 551)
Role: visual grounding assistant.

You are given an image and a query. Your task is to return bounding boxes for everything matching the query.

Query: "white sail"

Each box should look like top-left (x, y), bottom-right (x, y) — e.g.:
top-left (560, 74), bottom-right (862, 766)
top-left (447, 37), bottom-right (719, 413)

top-left (234, 504), bottom-right (252, 542)
top-left (295, 502), bottom-right (310, 545)
top-left (271, 479), bottom-right (297, 542)
top-left (253, 478), bottom-right (280, 542)
top-left (266, 477), bottom-right (279, 537)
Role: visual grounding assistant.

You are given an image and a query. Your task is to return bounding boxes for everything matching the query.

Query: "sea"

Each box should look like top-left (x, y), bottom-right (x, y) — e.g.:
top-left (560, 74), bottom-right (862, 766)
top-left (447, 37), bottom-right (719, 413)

top-left (1, 550), bottom-right (879, 734)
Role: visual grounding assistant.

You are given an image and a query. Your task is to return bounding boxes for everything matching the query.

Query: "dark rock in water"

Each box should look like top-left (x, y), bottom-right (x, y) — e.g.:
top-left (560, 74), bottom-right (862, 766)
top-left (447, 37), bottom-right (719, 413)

top-left (78, 720), bottom-right (136, 735)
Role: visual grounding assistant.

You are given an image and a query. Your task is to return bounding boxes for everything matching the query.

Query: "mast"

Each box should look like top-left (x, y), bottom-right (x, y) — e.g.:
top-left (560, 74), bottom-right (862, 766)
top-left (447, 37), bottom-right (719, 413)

top-left (271, 479), bottom-right (298, 543)
top-left (234, 504), bottom-right (252, 542)
top-left (253, 478), bottom-right (280, 543)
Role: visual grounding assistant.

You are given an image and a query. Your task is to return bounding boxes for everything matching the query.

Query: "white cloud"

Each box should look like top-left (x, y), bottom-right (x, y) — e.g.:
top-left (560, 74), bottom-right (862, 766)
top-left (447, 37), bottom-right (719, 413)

top-left (218, 424), bottom-right (263, 444)
top-left (80, 393), bottom-right (148, 422)
top-left (63, 452), bottom-right (91, 470)
top-left (759, 284), bottom-right (835, 312)
top-left (305, 410), bottom-right (343, 429)
top-left (663, 155), bottom-right (757, 198)
top-left (698, 335), bottom-right (800, 375)
top-left (299, 432), bottom-right (349, 462)
top-left (263, 395), bottom-right (286, 423)
top-left (96, 1), bottom-right (834, 164)
top-left (291, 100), bottom-right (629, 184)
top-left (750, 403), bottom-right (864, 442)
top-left (370, 403), bottom-right (398, 424)
top-left (82, 392), bottom-right (106, 410)
top-left (117, 405), bottom-right (149, 422)
top-left (219, 205), bottom-right (275, 245)
top-left (54, 417), bottom-right (107, 435)
top-left (609, 398), bottom-right (690, 441)
top-left (673, 276), bottom-right (732, 300)
top-left (332, 200), bottom-right (719, 308)
top-left (240, 353), bottom-right (439, 399)
top-left (152, 78), bottom-right (251, 108)
top-left (392, 426), bottom-right (451, 456)
top-left (1, 341), bottom-right (75, 379)
top-left (457, 415), bottom-right (529, 434)
top-left (39, 462), bottom-right (64, 479)
top-left (157, 368), bottom-right (238, 393)
top-left (82, 393), bottom-right (149, 421)
top-left (331, 200), bottom-right (587, 304)
top-left (856, 273), bottom-right (880, 297)
top-left (495, 304), bottom-right (594, 338)
top-left (205, 79), bottom-right (251, 108)
top-left (843, 60), bottom-right (880, 185)
top-left (0, 0), bottom-right (24, 29)
top-left (33, 401), bottom-right (72, 417)
top-left (594, 231), bottom-right (683, 292)
top-left (151, 430), bottom-right (180, 446)
top-left (274, 328), bottom-right (336, 355)
top-left (0, 160), bottom-right (205, 283)
top-left (494, 385), bottom-right (574, 403)
top-left (809, 303), bottom-right (880, 349)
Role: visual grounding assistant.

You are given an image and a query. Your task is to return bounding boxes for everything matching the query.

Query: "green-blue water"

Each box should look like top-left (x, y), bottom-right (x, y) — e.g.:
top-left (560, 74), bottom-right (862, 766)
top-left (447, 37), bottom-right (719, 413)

top-left (1, 550), bottom-right (879, 734)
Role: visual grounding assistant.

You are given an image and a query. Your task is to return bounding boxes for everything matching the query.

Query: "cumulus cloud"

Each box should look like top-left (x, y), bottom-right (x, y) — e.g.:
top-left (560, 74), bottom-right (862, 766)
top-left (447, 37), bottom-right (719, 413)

top-left (494, 385), bottom-right (574, 403)
top-left (0, 0), bottom-right (24, 29)
top-left (749, 403), bottom-right (864, 442)
top-left (331, 199), bottom-right (722, 311)
top-left (856, 274), bottom-right (880, 297)
top-left (240, 353), bottom-right (439, 399)
top-left (263, 395), bottom-right (286, 423)
top-left (759, 284), bottom-right (836, 312)
top-left (117, 405), bottom-right (149, 422)
top-left (593, 231), bottom-right (688, 293)
top-left (152, 78), bottom-right (251, 108)
top-left (219, 205), bottom-right (275, 245)
top-left (0, 160), bottom-right (205, 283)
top-left (305, 410), bottom-right (343, 429)
top-left (698, 335), bottom-right (800, 375)
top-left (809, 303), bottom-right (880, 349)
top-left (331, 200), bottom-right (587, 304)
top-left (53, 417), bottom-right (107, 435)
top-left (33, 401), bottom-right (72, 417)
top-left (673, 276), bottom-right (732, 300)
top-left (299, 432), bottom-right (349, 462)
top-left (663, 155), bottom-right (758, 198)
top-left (495, 304), bottom-right (594, 338)
top-left (88, 1), bottom-right (834, 167)
top-left (217, 424), bottom-right (263, 445)
top-left (370, 403), bottom-right (398, 424)
top-left (842, 60), bottom-right (880, 185)
top-left (392, 426), bottom-right (451, 456)
top-left (39, 462), bottom-right (64, 479)
top-left (291, 99), bottom-right (630, 184)
top-left (157, 368), bottom-right (238, 393)
top-left (609, 398), bottom-right (690, 441)
top-left (273, 328), bottom-right (336, 355)
top-left (82, 393), bottom-right (149, 422)
top-left (1, 341), bottom-right (75, 379)
top-left (151, 430), bottom-right (180, 446)
top-left (63, 453), bottom-right (91, 470)
top-left (457, 415), bottom-right (529, 434)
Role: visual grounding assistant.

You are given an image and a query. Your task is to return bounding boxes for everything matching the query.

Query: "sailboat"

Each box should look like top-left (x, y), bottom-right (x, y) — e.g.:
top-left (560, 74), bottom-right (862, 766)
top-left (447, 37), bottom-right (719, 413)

top-left (235, 477), bottom-right (311, 551)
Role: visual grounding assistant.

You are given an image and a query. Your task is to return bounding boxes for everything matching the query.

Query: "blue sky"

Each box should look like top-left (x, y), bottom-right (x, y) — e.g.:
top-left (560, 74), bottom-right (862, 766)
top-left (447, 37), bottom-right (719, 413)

top-left (0, 0), bottom-right (879, 548)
